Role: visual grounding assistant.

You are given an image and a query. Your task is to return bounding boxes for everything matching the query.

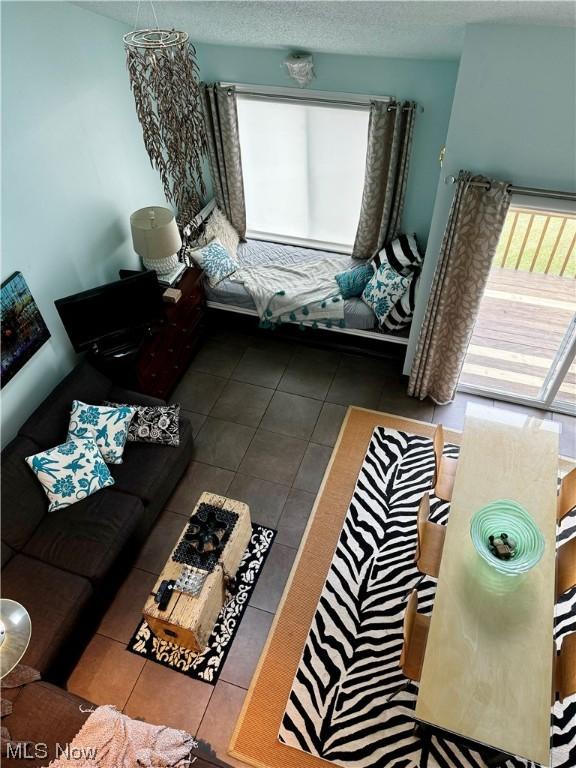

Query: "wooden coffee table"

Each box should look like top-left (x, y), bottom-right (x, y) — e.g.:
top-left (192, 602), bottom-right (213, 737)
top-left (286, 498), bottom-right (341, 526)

top-left (143, 492), bottom-right (252, 652)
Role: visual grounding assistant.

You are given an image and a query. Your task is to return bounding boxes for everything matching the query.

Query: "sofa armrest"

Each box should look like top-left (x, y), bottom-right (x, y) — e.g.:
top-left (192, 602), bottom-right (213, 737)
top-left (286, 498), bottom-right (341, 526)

top-left (2, 681), bottom-right (91, 767)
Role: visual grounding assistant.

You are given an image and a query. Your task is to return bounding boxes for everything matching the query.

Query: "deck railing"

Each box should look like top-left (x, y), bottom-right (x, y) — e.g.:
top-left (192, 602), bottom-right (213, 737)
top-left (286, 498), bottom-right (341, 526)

top-left (493, 207), bottom-right (576, 278)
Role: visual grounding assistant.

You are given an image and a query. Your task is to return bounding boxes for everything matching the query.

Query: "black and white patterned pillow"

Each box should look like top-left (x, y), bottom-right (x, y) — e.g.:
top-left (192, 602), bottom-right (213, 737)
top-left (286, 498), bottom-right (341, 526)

top-left (372, 233), bottom-right (422, 276)
top-left (104, 402), bottom-right (180, 446)
top-left (381, 274), bottom-right (420, 332)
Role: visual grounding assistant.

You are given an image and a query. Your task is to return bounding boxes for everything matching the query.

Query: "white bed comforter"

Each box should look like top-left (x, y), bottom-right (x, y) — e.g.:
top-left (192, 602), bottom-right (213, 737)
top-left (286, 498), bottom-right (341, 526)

top-left (234, 241), bottom-right (345, 327)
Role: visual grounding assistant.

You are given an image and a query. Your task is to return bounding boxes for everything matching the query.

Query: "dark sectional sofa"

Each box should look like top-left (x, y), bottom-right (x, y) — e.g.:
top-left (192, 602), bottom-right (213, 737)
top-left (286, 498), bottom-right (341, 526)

top-left (1, 361), bottom-right (194, 764)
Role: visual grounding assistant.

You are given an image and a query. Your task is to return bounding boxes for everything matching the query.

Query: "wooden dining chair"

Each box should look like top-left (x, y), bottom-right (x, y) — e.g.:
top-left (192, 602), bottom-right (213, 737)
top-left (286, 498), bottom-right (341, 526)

top-left (433, 425), bottom-right (458, 502)
top-left (556, 537), bottom-right (576, 601)
top-left (386, 589), bottom-right (430, 704)
top-left (399, 589), bottom-right (430, 684)
top-left (555, 632), bottom-right (576, 702)
top-left (415, 494), bottom-right (446, 580)
top-left (558, 467), bottom-right (576, 523)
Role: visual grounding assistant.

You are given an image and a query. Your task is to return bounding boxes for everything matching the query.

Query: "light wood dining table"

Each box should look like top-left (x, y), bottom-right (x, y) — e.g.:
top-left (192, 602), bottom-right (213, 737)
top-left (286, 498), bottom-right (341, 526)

top-left (415, 404), bottom-right (560, 766)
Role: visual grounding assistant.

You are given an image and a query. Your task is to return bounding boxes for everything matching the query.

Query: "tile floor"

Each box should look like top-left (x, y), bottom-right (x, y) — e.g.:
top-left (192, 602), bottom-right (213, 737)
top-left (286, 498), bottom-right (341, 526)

top-left (67, 329), bottom-right (576, 767)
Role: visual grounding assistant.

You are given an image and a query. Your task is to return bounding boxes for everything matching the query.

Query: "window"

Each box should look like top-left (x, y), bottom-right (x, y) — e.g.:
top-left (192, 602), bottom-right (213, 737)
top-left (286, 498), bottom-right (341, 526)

top-left (237, 95), bottom-right (369, 252)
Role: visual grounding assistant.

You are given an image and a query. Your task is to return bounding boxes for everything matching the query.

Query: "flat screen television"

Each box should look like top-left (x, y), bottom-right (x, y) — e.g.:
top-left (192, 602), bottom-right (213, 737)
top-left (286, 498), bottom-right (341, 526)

top-left (55, 271), bottom-right (164, 353)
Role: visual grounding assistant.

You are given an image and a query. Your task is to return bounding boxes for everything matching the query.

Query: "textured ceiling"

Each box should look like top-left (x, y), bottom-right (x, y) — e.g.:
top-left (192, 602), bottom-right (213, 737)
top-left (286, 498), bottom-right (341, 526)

top-left (75, 1), bottom-right (576, 59)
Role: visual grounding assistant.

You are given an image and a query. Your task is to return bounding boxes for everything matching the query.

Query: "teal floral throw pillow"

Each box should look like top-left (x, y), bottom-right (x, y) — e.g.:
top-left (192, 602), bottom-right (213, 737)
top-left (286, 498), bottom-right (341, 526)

top-left (25, 437), bottom-right (114, 512)
top-left (189, 238), bottom-right (237, 287)
top-left (68, 401), bottom-right (136, 465)
top-left (362, 260), bottom-right (411, 327)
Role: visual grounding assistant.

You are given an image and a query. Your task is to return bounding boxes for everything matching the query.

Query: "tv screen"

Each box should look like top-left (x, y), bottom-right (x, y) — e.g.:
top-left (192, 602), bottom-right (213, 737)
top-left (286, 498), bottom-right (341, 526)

top-left (55, 272), bottom-right (164, 352)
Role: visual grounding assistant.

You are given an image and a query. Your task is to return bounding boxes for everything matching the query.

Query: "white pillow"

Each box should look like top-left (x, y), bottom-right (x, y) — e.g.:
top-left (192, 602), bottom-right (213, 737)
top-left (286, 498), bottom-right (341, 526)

top-left (190, 239), bottom-right (237, 287)
top-left (203, 208), bottom-right (240, 261)
top-left (67, 401), bottom-right (135, 465)
top-left (26, 436), bottom-right (114, 513)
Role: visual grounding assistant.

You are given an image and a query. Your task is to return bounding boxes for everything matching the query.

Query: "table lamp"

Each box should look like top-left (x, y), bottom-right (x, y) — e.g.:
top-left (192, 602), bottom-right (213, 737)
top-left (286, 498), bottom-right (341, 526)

top-left (0, 599), bottom-right (32, 679)
top-left (130, 206), bottom-right (182, 275)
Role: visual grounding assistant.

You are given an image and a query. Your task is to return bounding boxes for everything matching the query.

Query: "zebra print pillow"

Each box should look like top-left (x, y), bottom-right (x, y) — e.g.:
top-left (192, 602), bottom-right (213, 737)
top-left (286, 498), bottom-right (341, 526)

top-left (381, 274), bottom-right (420, 332)
top-left (372, 233), bottom-right (422, 276)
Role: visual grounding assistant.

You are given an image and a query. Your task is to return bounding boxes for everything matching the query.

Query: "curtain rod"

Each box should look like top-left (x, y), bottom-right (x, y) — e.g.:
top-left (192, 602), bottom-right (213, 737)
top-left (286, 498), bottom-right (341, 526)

top-left (444, 175), bottom-right (576, 202)
top-left (219, 82), bottom-right (421, 112)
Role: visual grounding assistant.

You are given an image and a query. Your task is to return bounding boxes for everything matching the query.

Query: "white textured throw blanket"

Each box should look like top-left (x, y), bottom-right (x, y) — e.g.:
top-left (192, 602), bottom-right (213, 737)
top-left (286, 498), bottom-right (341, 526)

top-left (235, 242), bottom-right (345, 327)
top-left (47, 706), bottom-right (197, 767)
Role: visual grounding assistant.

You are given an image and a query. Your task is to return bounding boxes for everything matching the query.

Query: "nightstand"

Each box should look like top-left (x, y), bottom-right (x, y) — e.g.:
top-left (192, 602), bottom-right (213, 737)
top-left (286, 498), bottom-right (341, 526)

top-left (136, 266), bottom-right (205, 399)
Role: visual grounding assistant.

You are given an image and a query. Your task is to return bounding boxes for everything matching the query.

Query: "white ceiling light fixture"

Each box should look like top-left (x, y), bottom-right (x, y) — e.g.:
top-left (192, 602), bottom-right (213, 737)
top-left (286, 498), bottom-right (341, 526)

top-left (284, 53), bottom-right (315, 88)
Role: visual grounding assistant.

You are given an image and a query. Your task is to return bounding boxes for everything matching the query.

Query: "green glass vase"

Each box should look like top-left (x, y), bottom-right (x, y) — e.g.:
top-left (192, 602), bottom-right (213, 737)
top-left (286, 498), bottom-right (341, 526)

top-left (470, 499), bottom-right (545, 576)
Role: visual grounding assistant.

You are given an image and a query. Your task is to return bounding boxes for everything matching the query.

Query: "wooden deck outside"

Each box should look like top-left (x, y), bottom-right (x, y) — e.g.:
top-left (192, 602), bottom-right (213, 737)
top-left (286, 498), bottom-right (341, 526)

top-left (461, 268), bottom-right (576, 402)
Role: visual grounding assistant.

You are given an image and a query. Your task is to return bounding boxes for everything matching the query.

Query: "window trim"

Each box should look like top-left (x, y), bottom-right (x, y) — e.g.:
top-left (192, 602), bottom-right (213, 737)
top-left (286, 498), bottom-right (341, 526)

top-left (236, 87), bottom-right (374, 252)
top-left (245, 230), bottom-right (354, 256)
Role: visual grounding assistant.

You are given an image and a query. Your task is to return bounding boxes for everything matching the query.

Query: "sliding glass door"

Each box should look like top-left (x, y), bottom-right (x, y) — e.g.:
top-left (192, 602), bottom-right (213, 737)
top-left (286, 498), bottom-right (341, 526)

top-left (459, 197), bottom-right (576, 414)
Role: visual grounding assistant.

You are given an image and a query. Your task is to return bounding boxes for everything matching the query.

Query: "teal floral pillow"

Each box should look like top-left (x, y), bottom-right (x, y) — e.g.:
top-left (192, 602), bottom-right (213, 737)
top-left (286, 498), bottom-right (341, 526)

top-left (25, 437), bottom-right (114, 512)
top-left (335, 264), bottom-right (374, 299)
top-left (68, 401), bottom-right (135, 465)
top-left (190, 238), bottom-right (237, 287)
top-left (362, 260), bottom-right (411, 327)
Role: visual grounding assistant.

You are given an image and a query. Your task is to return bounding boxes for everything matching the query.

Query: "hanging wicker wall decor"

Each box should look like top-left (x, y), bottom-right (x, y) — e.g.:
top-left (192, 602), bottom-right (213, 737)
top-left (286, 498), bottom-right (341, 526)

top-left (124, 29), bottom-right (207, 225)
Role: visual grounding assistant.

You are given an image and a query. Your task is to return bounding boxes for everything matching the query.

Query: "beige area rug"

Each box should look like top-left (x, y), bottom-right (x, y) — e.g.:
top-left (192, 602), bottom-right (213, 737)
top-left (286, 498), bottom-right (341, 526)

top-left (229, 407), bottom-right (462, 768)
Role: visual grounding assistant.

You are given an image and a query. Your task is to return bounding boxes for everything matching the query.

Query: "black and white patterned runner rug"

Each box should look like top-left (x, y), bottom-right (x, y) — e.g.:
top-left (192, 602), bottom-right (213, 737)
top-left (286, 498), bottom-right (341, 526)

top-left (279, 427), bottom-right (576, 768)
top-left (127, 524), bottom-right (275, 685)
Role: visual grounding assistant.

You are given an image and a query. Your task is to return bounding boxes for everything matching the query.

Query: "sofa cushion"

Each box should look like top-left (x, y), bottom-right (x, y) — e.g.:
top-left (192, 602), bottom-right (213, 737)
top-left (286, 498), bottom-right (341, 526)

top-left (1, 436), bottom-right (48, 551)
top-left (107, 385), bottom-right (165, 408)
top-left (1, 555), bottom-right (93, 674)
top-left (18, 362), bottom-right (112, 449)
top-left (2, 540), bottom-right (14, 567)
top-left (23, 490), bottom-right (144, 583)
top-left (110, 416), bottom-right (193, 505)
top-left (1, 681), bottom-right (90, 768)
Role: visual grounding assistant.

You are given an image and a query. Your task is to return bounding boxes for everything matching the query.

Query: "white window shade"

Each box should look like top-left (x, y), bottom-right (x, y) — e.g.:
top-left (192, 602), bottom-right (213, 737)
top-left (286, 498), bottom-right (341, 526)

top-left (237, 96), bottom-right (369, 252)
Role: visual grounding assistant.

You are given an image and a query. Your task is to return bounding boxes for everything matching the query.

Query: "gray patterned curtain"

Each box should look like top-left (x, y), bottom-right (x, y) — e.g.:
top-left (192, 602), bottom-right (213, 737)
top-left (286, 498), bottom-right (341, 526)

top-left (201, 84), bottom-right (246, 237)
top-left (408, 172), bottom-right (511, 404)
top-left (352, 100), bottom-right (416, 259)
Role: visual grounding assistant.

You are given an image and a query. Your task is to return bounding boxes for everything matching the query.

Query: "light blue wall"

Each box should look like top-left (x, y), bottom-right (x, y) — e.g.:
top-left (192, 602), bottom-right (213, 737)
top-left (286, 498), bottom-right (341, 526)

top-left (1, 1), bottom-right (166, 446)
top-left (405, 23), bottom-right (576, 374)
top-left (195, 43), bottom-right (459, 249)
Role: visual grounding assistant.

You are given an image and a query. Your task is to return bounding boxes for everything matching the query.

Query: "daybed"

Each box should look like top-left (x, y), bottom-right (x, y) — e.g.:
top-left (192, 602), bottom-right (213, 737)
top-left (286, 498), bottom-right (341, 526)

top-left (204, 238), bottom-right (411, 344)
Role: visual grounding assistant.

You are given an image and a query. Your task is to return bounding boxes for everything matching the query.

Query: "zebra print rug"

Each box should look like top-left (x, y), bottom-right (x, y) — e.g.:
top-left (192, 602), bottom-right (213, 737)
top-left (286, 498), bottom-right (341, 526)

top-left (279, 427), bottom-right (576, 768)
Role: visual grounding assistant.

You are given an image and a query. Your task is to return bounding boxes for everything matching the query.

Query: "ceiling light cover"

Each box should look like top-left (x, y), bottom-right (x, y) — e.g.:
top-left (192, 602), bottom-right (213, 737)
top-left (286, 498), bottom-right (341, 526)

top-left (284, 53), bottom-right (315, 88)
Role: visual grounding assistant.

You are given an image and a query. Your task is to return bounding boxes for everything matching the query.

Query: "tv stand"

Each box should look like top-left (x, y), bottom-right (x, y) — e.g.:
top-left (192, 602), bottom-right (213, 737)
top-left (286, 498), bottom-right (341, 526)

top-left (89, 267), bottom-right (206, 399)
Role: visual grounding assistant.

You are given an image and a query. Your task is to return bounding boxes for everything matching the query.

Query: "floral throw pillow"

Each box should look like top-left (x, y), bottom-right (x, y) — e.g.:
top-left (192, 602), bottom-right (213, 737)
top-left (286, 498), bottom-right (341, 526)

top-left (189, 238), bottom-right (237, 287)
top-left (104, 402), bottom-right (180, 447)
top-left (25, 437), bottom-right (114, 513)
top-left (362, 260), bottom-right (412, 327)
top-left (67, 401), bottom-right (136, 465)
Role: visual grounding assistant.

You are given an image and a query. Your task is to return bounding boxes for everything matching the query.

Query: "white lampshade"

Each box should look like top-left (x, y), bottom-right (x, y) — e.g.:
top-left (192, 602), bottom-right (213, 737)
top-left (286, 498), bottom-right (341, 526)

top-left (130, 206), bottom-right (182, 274)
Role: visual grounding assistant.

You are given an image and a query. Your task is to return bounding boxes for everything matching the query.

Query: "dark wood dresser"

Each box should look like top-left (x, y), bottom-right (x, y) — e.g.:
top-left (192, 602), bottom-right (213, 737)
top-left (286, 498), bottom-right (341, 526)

top-left (136, 267), bottom-right (205, 399)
